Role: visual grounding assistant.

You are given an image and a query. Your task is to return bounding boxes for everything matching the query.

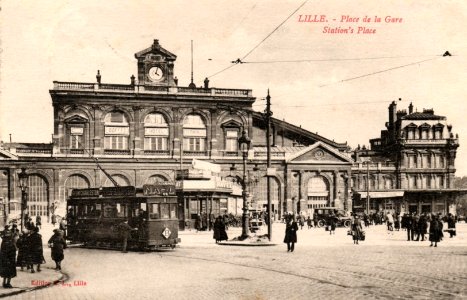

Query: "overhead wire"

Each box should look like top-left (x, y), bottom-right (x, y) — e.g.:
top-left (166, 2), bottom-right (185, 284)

top-left (206, 0), bottom-right (308, 79)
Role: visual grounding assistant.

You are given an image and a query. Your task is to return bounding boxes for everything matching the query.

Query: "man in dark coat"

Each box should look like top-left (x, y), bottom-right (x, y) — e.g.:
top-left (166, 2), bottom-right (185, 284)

top-left (48, 229), bottom-right (66, 270)
top-left (418, 214), bottom-right (428, 241)
top-left (213, 216), bottom-right (228, 243)
top-left (283, 218), bottom-right (298, 252)
top-left (27, 227), bottom-right (46, 273)
top-left (446, 213), bottom-right (456, 238)
top-left (429, 214), bottom-right (443, 247)
top-left (36, 215), bottom-right (42, 229)
top-left (0, 226), bottom-right (17, 288)
top-left (15, 231), bottom-right (29, 271)
top-left (406, 213), bottom-right (414, 241)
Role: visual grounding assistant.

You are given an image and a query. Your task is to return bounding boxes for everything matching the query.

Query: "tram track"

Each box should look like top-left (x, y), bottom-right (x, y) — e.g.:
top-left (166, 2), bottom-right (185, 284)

top-left (164, 252), bottom-right (467, 298)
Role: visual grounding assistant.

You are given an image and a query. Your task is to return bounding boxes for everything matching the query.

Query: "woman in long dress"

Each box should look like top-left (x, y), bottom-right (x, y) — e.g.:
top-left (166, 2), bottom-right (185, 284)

top-left (0, 226), bottom-right (17, 288)
top-left (351, 216), bottom-right (363, 245)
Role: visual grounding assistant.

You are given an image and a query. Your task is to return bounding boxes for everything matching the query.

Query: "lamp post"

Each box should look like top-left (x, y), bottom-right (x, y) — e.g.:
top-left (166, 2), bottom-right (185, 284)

top-left (365, 161), bottom-right (370, 215)
top-left (238, 130), bottom-right (251, 239)
top-left (17, 168), bottom-right (29, 232)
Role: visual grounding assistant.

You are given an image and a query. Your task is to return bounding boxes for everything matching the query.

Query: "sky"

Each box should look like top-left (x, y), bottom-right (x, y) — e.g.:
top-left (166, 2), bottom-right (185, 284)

top-left (1, 0), bottom-right (467, 175)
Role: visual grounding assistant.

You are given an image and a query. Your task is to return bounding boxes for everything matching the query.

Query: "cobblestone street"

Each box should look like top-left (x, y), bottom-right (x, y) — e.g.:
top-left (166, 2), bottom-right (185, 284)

top-left (4, 222), bottom-right (467, 300)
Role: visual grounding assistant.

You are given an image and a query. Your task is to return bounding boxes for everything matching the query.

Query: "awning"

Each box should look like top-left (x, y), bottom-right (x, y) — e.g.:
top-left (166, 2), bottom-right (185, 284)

top-left (357, 191), bottom-right (404, 198)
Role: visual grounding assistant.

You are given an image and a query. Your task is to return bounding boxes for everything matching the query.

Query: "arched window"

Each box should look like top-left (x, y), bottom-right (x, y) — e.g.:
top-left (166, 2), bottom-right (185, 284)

top-left (103, 174), bottom-right (130, 187)
top-left (63, 174), bottom-right (90, 201)
top-left (144, 113), bottom-right (169, 152)
top-left (253, 177), bottom-right (280, 208)
top-left (146, 175), bottom-right (168, 184)
top-left (104, 111), bottom-right (129, 152)
top-left (183, 114), bottom-right (206, 152)
top-left (307, 176), bottom-right (329, 208)
top-left (28, 174), bottom-right (49, 217)
top-left (384, 177), bottom-right (393, 189)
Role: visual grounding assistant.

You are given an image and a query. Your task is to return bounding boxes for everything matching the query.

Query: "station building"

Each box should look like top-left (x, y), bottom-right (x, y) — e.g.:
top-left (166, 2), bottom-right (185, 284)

top-left (0, 40), bottom-right (354, 225)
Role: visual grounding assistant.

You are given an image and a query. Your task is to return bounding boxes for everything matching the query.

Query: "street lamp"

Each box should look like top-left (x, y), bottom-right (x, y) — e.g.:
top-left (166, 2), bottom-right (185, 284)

top-left (17, 168), bottom-right (29, 232)
top-left (238, 130), bottom-right (251, 239)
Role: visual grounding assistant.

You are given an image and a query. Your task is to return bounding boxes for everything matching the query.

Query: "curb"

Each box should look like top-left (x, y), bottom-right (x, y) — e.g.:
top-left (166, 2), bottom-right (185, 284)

top-left (218, 242), bottom-right (278, 247)
top-left (0, 269), bottom-right (68, 299)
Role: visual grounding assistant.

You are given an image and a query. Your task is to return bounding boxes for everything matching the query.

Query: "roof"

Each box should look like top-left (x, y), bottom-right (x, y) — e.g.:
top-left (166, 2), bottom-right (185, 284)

top-left (134, 39), bottom-right (177, 60)
top-left (252, 112), bottom-right (349, 151)
top-left (4, 143), bottom-right (53, 150)
top-left (253, 146), bottom-right (306, 155)
top-left (357, 191), bottom-right (405, 198)
top-left (401, 111), bottom-right (446, 121)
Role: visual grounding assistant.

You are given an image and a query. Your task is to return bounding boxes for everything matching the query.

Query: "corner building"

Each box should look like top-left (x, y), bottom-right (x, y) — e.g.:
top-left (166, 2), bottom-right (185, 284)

top-left (351, 101), bottom-right (461, 215)
top-left (0, 40), bottom-right (353, 225)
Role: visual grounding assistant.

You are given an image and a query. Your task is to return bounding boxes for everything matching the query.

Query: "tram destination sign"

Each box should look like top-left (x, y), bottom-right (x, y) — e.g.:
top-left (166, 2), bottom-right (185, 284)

top-left (101, 186), bottom-right (136, 197)
top-left (71, 188), bottom-right (100, 198)
top-left (143, 184), bottom-right (176, 196)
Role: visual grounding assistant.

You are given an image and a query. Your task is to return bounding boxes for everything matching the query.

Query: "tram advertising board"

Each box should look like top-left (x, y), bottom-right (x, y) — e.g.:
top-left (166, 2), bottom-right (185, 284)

top-left (143, 184), bottom-right (176, 196)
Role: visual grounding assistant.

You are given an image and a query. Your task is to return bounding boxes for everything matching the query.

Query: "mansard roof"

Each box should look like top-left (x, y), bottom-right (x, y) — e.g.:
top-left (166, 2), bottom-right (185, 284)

top-left (401, 111), bottom-right (446, 121)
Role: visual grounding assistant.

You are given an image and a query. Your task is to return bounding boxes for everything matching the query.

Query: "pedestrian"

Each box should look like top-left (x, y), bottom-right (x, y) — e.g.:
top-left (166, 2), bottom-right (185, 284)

top-left (386, 212), bottom-right (394, 232)
top-left (15, 231), bottom-right (28, 271)
top-left (299, 215), bottom-right (305, 230)
top-left (363, 214), bottom-right (370, 227)
top-left (35, 215), bottom-right (42, 229)
top-left (429, 214), bottom-right (443, 247)
top-left (406, 213), bottom-right (414, 241)
top-left (394, 213), bottom-right (401, 231)
top-left (26, 218), bottom-right (35, 231)
top-left (48, 229), bottom-right (66, 270)
top-left (59, 218), bottom-right (67, 240)
top-left (118, 219), bottom-right (136, 253)
top-left (283, 218), bottom-right (298, 252)
top-left (313, 212), bottom-right (318, 228)
top-left (351, 216), bottom-right (363, 245)
top-left (195, 214), bottom-right (202, 232)
top-left (418, 214), bottom-right (428, 241)
top-left (51, 214), bottom-right (57, 227)
top-left (328, 213), bottom-right (337, 235)
top-left (0, 226), bottom-right (17, 288)
top-left (446, 213), bottom-right (456, 238)
top-left (306, 216), bottom-right (312, 229)
top-left (413, 215), bottom-right (420, 241)
top-left (27, 226), bottom-right (45, 273)
top-left (213, 216), bottom-right (228, 243)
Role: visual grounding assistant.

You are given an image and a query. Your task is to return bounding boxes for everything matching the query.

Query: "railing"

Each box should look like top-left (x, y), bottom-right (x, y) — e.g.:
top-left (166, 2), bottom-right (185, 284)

top-left (143, 150), bottom-right (170, 156)
top-left (223, 151), bottom-right (238, 157)
top-left (53, 81), bottom-right (95, 90)
top-left (104, 149), bottom-right (131, 155)
top-left (52, 81), bottom-right (252, 97)
top-left (183, 151), bottom-right (207, 156)
top-left (100, 83), bottom-right (134, 91)
top-left (16, 148), bottom-right (52, 154)
top-left (254, 152), bottom-right (285, 157)
top-left (69, 149), bottom-right (85, 155)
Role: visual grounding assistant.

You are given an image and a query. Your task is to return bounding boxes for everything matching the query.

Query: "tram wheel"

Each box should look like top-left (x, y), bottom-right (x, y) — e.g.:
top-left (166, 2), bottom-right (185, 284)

top-left (317, 220), bottom-right (326, 228)
top-left (343, 220), bottom-right (351, 228)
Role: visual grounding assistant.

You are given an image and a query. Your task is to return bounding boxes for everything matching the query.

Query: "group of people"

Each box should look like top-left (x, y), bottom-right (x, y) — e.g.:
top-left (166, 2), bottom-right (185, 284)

top-left (0, 217), bottom-right (67, 288)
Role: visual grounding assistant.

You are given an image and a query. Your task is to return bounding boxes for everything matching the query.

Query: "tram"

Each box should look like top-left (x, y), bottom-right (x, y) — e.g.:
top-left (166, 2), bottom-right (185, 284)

top-left (66, 184), bottom-right (181, 250)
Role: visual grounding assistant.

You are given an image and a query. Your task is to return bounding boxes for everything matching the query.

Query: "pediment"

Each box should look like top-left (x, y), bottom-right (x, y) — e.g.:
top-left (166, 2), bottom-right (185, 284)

top-left (135, 40), bottom-right (177, 61)
top-left (221, 120), bottom-right (242, 128)
top-left (64, 115), bottom-right (88, 123)
top-left (286, 142), bottom-right (353, 164)
top-left (0, 149), bottom-right (18, 160)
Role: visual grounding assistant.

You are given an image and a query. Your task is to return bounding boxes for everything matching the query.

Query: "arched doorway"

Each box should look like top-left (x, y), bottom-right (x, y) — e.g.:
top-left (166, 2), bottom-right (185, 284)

top-left (63, 174), bottom-right (91, 201)
top-left (307, 176), bottom-right (330, 210)
top-left (253, 176), bottom-right (280, 220)
top-left (28, 174), bottom-right (49, 217)
top-left (145, 175), bottom-right (169, 184)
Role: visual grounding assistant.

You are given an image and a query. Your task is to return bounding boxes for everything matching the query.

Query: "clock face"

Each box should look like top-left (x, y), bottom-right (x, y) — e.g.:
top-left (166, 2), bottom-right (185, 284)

top-left (148, 66), bottom-right (164, 82)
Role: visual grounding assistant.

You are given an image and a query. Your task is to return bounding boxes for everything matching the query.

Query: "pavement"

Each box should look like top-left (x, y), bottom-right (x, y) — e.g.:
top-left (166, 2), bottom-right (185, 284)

top-left (1, 221), bottom-right (466, 299)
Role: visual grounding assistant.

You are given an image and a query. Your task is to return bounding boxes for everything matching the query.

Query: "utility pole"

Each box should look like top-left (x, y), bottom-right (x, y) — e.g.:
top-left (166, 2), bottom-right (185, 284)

top-left (266, 90), bottom-right (272, 241)
top-left (366, 161), bottom-right (370, 215)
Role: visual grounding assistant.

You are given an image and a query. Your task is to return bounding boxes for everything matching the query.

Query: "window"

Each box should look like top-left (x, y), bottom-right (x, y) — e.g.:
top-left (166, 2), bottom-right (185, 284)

top-left (384, 177), bottom-right (393, 189)
top-left (225, 130), bottom-right (238, 152)
top-left (149, 203), bottom-right (160, 219)
top-left (144, 113), bottom-right (168, 151)
top-left (104, 112), bottom-right (129, 150)
top-left (183, 114), bottom-right (206, 152)
top-left (28, 174), bottom-right (49, 217)
top-left (425, 176), bottom-right (431, 189)
top-left (160, 204), bottom-right (170, 219)
top-left (307, 176), bottom-right (329, 208)
top-left (170, 204), bottom-right (177, 219)
top-left (69, 132), bottom-right (83, 149)
top-left (438, 176), bottom-right (444, 188)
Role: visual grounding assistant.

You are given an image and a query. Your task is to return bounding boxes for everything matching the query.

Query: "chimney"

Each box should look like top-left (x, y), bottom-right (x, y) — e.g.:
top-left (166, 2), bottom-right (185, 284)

top-left (408, 102), bottom-right (413, 114)
top-left (130, 75), bottom-right (135, 86)
top-left (388, 101), bottom-right (397, 127)
top-left (96, 70), bottom-right (101, 85)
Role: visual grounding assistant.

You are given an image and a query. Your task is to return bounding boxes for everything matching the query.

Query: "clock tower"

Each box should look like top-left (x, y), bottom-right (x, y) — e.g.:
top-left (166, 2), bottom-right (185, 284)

top-left (135, 39), bottom-right (177, 86)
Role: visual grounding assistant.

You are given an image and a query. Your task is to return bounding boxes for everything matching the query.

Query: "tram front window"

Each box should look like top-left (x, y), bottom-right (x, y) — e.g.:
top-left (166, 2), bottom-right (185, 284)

top-left (161, 204), bottom-right (170, 219)
top-left (149, 203), bottom-right (160, 219)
